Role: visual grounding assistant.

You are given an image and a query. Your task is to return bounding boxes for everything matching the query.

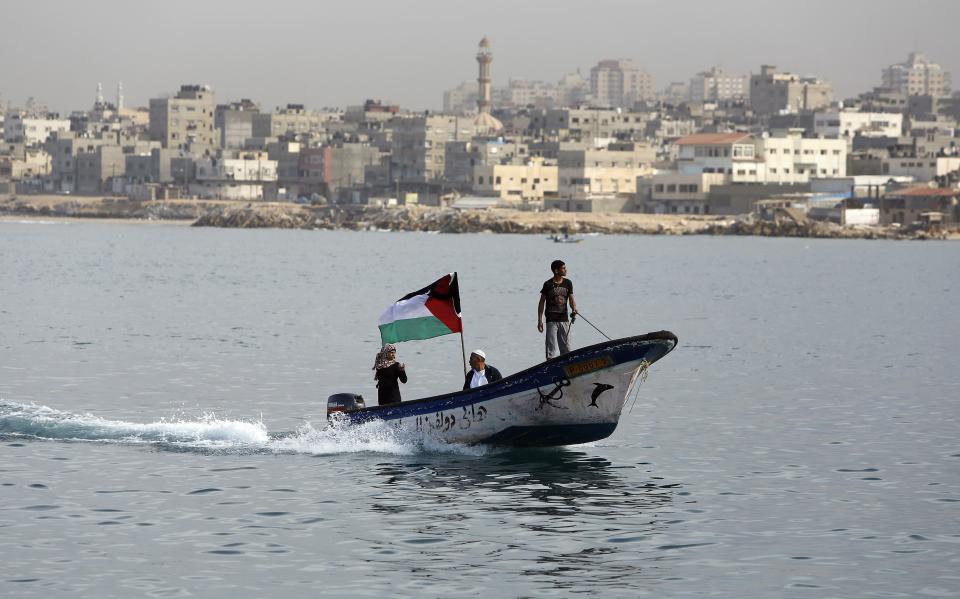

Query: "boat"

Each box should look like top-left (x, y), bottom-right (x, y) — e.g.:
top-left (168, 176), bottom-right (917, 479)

top-left (328, 331), bottom-right (678, 447)
top-left (549, 233), bottom-right (583, 243)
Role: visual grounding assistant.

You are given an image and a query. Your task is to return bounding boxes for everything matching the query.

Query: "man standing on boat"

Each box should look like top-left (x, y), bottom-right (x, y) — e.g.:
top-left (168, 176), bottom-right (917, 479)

top-left (463, 350), bottom-right (503, 389)
top-left (537, 260), bottom-right (578, 359)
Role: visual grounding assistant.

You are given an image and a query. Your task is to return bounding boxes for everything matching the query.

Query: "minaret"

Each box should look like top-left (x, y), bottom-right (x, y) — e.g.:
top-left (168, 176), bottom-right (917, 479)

top-left (116, 82), bottom-right (124, 110)
top-left (476, 36), bottom-right (493, 115)
top-left (96, 82), bottom-right (104, 107)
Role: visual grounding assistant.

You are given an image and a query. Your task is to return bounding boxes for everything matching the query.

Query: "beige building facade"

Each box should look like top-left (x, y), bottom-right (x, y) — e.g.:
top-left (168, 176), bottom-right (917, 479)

top-left (882, 52), bottom-right (951, 96)
top-left (590, 59), bottom-right (655, 107)
top-left (149, 85), bottom-right (216, 151)
top-left (558, 146), bottom-right (656, 199)
top-left (472, 158), bottom-right (558, 205)
top-left (750, 65), bottom-right (834, 115)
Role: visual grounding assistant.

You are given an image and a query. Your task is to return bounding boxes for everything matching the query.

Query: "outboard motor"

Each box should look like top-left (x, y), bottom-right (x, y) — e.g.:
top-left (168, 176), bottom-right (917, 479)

top-left (327, 393), bottom-right (365, 418)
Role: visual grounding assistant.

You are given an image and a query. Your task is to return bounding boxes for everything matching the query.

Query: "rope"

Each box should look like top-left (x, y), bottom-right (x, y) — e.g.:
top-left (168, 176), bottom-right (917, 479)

top-left (571, 311), bottom-right (612, 341)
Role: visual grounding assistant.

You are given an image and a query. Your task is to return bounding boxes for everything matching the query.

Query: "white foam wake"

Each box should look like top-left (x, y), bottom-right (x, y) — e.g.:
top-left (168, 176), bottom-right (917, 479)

top-left (0, 401), bottom-right (487, 456)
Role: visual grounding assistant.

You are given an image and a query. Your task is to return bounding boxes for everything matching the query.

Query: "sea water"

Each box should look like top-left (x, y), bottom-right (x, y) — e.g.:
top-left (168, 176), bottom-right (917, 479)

top-left (1, 221), bottom-right (957, 597)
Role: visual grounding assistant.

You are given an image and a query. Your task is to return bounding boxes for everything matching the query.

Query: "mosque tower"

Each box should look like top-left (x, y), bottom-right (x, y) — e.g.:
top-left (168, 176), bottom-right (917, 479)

top-left (116, 82), bottom-right (124, 111)
top-left (473, 36), bottom-right (502, 133)
top-left (96, 82), bottom-right (104, 107)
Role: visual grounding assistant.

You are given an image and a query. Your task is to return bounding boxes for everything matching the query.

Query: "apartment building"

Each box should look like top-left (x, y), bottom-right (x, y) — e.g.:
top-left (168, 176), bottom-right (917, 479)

top-left (261, 105), bottom-right (340, 138)
top-left (191, 153), bottom-right (278, 200)
top-left (444, 139), bottom-right (529, 185)
top-left (215, 100), bottom-right (260, 149)
top-left (76, 144), bottom-right (125, 194)
top-left (881, 156), bottom-right (960, 182)
top-left (472, 157), bottom-right (558, 204)
top-left (813, 111), bottom-right (903, 138)
top-left (750, 65), bottom-right (834, 115)
top-left (149, 85), bottom-right (216, 151)
top-left (689, 67), bottom-right (748, 104)
top-left (674, 130), bottom-right (846, 184)
top-left (4, 147), bottom-right (51, 180)
top-left (389, 115), bottom-right (476, 183)
top-left (558, 144), bottom-right (656, 199)
top-left (761, 130), bottom-right (847, 183)
top-left (590, 59), bottom-right (655, 107)
top-left (299, 142), bottom-right (383, 192)
top-left (675, 132), bottom-right (759, 180)
top-left (882, 52), bottom-right (952, 97)
top-left (3, 111), bottom-right (70, 144)
top-left (528, 107), bottom-right (649, 140)
top-left (124, 148), bottom-right (178, 184)
top-left (44, 133), bottom-right (107, 192)
top-left (645, 171), bottom-right (728, 214)
top-left (555, 71), bottom-right (591, 108)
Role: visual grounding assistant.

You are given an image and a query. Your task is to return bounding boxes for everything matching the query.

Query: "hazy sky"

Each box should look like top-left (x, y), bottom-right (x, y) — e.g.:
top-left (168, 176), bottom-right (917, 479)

top-left (2, 0), bottom-right (958, 113)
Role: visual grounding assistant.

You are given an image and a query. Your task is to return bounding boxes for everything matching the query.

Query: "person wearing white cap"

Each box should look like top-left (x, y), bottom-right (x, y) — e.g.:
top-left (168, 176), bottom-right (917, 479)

top-left (463, 349), bottom-right (503, 390)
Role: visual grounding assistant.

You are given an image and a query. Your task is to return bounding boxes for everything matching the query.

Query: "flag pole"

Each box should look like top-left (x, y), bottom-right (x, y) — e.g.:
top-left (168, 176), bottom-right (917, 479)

top-left (455, 271), bottom-right (468, 375)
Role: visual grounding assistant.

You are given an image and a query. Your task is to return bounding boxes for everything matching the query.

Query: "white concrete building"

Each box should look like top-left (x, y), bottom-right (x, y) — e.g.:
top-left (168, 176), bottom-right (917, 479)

top-left (675, 132), bottom-right (760, 180)
top-left (3, 112), bottom-right (71, 144)
top-left (881, 156), bottom-right (960, 182)
top-left (673, 130), bottom-right (846, 184)
top-left (813, 111), bottom-right (903, 138)
top-left (760, 130), bottom-right (847, 183)
top-left (191, 154), bottom-right (278, 200)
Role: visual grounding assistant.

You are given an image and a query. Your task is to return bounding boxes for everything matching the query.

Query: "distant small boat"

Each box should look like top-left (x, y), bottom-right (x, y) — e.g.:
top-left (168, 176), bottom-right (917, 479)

top-left (549, 233), bottom-right (583, 243)
top-left (328, 331), bottom-right (678, 447)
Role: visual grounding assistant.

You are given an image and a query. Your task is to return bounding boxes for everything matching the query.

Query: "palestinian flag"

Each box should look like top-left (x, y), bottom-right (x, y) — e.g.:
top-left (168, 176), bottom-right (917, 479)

top-left (378, 273), bottom-right (463, 344)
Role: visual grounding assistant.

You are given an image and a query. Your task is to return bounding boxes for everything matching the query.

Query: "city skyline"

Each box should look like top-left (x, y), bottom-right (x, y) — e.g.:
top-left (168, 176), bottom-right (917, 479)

top-left (2, 0), bottom-right (959, 113)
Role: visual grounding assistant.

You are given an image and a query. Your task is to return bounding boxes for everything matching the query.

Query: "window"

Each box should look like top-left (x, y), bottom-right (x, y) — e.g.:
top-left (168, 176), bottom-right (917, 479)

top-left (495, 176), bottom-right (501, 184)
top-left (477, 176), bottom-right (484, 184)
top-left (655, 184), bottom-right (664, 192)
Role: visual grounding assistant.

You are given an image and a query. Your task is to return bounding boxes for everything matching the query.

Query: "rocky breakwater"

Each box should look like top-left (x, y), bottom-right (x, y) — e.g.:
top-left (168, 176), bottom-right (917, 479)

top-left (191, 204), bottom-right (719, 234)
top-left (1, 195), bottom-right (224, 221)
top-left (192, 204), bottom-right (323, 229)
top-left (190, 204), bottom-right (955, 240)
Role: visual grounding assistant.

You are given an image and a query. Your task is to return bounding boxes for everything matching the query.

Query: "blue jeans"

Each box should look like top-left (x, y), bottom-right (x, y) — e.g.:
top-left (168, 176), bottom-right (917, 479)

top-left (545, 321), bottom-right (571, 360)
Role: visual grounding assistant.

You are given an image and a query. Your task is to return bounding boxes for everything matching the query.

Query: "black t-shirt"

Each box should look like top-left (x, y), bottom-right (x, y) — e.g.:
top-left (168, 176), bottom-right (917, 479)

top-left (540, 278), bottom-right (574, 322)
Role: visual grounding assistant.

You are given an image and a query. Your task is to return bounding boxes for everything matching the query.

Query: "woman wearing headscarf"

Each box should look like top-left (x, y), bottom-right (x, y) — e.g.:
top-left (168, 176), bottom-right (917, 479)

top-left (373, 343), bottom-right (407, 405)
